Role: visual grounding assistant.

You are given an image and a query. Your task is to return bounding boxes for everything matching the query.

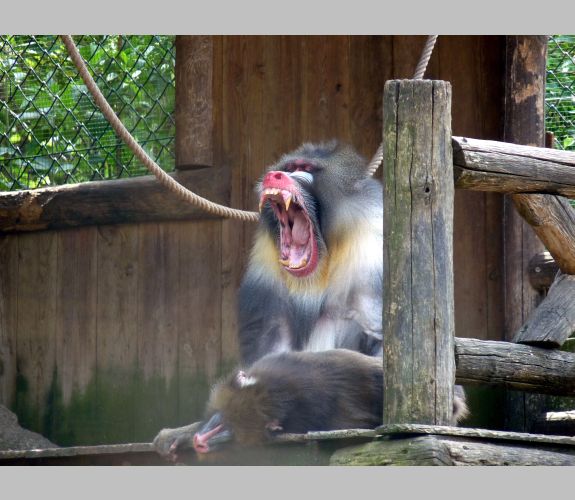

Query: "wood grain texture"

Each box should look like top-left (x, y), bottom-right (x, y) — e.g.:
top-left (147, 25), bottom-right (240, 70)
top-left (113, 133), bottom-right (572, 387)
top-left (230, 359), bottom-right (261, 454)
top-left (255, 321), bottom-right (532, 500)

top-left (455, 337), bottom-right (575, 396)
top-left (376, 422), bottom-right (575, 445)
top-left (512, 193), bottom-right (575, 275)
top-left (382, 79), bottom-right (454, 425)
top-left (0, 235), bottom-right (18, 408)
top-left (14, 232), bottom-right (59, 433)
top-left (453, 136), bottom-right (575, 196)
top-left (513, 272), bottom-right (575, 347)
top-left (134, 222), bottom-right (180, 439)
top-left (55, 227), bottom-right (97, 405)
top-left (0, 168), bottom-right (231, 233)
top-left (433, 36), bottom-right (506, 345)
top-left (175, 36), bottom-right (214, 169)
top-left (502, 35), bottom-right (548, 433)
top-left (95, 224), bottom-right (140, 443)
top-left (177, 220), bottom-right (222, 423)
top-left (331, 434), bottom-right (575, 466)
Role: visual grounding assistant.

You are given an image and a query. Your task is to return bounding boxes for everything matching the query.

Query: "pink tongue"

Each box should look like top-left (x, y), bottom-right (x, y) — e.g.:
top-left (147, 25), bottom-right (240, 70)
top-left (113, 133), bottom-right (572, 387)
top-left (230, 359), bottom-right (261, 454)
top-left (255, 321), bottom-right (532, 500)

top-left (292, 212), bottom-right (308, 245)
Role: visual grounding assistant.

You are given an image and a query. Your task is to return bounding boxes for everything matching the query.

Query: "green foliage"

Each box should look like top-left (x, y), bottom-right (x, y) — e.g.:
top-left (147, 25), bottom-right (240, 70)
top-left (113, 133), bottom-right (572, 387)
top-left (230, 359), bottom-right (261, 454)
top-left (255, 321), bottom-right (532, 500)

top-left (546, 35), bottom-right (575, 151)
top-left (0, 35), bottom-right (175, 191)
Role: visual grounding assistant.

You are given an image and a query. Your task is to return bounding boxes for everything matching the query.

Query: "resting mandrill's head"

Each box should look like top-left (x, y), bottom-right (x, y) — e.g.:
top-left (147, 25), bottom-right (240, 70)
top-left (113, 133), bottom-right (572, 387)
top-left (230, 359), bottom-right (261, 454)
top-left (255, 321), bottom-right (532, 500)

top-left (193, 370), bottom-right (284, 454)
top-left (257, 141), bottom-right (370, 278)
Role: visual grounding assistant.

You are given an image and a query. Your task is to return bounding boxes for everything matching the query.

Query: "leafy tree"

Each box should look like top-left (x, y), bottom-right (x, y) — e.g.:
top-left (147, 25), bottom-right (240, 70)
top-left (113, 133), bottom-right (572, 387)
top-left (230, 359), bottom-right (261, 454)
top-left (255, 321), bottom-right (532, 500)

top-left (546, 35), bottom-right (575, 151)
top-left (0, 35), bottom-right (174, 191)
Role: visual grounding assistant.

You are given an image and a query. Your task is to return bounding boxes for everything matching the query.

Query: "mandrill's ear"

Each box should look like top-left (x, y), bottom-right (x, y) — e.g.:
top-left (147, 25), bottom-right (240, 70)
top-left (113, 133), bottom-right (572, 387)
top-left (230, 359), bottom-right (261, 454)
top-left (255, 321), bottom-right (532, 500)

top-left (265, 419), bottom-right (283, 432)
top-left (235, 370), bottom-right (258, 388)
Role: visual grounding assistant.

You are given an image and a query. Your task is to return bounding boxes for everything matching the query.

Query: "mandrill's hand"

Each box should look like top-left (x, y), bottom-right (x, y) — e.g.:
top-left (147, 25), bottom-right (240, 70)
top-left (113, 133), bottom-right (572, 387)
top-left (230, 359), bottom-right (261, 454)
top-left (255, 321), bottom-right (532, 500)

top-left (152, 422), bottom-right (202, 462)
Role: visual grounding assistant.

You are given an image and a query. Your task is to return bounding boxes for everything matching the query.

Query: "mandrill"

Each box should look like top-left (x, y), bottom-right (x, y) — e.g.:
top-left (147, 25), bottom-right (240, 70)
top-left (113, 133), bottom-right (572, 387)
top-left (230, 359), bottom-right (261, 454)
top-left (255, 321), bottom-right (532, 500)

top-left (239, 141), bottom-right (383, 364)
top-left (194, 349), bottom-right (383, 453)
top-left (192, 349), bottom-right (468, 454)
top-left (153, 142), bottom-right (469, 459)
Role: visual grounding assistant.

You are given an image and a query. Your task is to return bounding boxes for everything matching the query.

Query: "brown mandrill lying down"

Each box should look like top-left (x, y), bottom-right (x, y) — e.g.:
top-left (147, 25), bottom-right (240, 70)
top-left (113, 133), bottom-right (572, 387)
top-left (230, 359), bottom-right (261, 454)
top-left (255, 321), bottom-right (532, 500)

top-left (153, 349), bottom-right (468, 458)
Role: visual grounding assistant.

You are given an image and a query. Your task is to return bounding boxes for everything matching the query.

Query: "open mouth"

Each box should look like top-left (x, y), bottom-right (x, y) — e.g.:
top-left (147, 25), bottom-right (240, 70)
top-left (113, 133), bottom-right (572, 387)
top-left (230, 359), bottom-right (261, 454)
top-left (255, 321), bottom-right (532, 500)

top-left (259, 187), bottom-right (318, 277)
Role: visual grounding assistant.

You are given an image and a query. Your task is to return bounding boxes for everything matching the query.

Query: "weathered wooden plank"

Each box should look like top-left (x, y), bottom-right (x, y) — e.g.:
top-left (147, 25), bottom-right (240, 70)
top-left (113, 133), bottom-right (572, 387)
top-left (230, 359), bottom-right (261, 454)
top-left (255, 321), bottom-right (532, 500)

top-left (502, 35), bottom-right (548, 433)
top-left (349, 36), bottom-right (391, 164)
top-left (391, 36), bottom-right (434, 79)
top-left (13, 232), bottom-right (59, 436)
top-left (382, 79), bottom-right (454, 425)
top-left (334, 422), bottom-right (575, 466)
top-left (219, 35), bottom-right (259, 367)
top-left (331, 435), bottom-right (575, 466)
top-left (528, 251), bottom-right (559, 291)
top-left (442, 36), bottom-right (506, 346)
top-left (55, 227), bottom-right (98, 405)
top-left (514, 272), bottom-right (575, 347)
top-left (455, 338), bottom-right (575, 396)
top-left (95, 224), bottom-right (140, 444)
top-left (376, 422), bottom-right (575, 445)
top-left (0, 167), bottom-right (231, 234)
top-left (0, 235), bottom-right (18, 408)
top-left (331, 436), bottom-right (454, 466)
top-left (175, 36), bottom-right (214, 170)
top-left (177, 220), bottom-right (222, 424)
top-left (300, 36), bottom-right (351, 142)
top-left (512, 193), bottom-right (575, 275)
top-left (453, 137), bottom-right (575, 196)
top-left (134, 222), bottom-right (182, 441)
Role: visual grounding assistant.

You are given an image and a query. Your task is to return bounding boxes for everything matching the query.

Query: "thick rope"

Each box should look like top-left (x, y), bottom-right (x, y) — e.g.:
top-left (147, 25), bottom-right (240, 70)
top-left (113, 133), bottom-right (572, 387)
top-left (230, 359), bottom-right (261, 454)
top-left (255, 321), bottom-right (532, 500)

top-left (413, 35), bottom-right (439, 80)
top-left (63, 34), bottom-right (436, 200)
top-left (60, 35), bottom-right (259, 222)
top-left (367, 35), bottom-right (439, 177)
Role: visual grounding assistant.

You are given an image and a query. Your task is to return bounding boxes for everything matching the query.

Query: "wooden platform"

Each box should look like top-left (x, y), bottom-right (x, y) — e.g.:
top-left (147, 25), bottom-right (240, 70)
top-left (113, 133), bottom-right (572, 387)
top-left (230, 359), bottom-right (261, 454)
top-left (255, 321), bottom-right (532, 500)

top-left (2, 425), bottom-right (575, 466)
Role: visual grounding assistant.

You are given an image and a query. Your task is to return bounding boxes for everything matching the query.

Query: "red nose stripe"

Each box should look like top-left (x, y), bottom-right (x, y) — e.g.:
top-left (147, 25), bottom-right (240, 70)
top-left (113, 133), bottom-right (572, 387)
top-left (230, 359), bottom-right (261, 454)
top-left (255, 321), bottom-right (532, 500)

top-left (193, 423), bottom-right (224, 454)
top-left (262, 171), bottom-right (294, 191)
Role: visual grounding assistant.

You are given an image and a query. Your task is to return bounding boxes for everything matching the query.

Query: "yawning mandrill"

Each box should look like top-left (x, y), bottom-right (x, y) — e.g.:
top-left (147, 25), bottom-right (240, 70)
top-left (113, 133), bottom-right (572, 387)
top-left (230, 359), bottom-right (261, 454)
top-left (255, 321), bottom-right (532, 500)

top-left (238, 141), bottom-right (384, 364)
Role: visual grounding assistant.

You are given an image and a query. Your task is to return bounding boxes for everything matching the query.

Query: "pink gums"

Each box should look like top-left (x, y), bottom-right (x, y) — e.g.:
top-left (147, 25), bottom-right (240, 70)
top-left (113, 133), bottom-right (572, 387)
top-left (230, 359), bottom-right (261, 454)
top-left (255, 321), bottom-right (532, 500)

top-left (261, 171), bottom-right (318, 277)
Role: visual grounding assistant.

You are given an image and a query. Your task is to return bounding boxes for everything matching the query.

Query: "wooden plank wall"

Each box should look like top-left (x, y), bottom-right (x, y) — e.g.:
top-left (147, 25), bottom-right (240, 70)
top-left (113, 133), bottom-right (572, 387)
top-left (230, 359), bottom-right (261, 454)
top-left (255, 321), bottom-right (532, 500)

top-left (0, 36), bottom-right (507, 445)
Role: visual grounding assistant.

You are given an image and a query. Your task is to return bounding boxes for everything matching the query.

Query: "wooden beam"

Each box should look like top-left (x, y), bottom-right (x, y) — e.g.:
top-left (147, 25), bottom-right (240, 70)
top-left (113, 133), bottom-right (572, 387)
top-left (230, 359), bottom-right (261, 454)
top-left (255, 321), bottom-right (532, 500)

top-left (382, 79), bottom-right (455, 425)
top-left (528, 251), bottom-right (559, 291)
top-left (455, 338), bottom-right (575, 396)
top-left (512, 193), bottom-right (575, 275)
top-left (514, 271), bottom-right (575, 347)
top-left (453, 136), bottom-right (575, 197)
top-left (331, 433), bottom-right (575, 466)
top-left (0, 167), bottom-right (230, 233)
top-left (175, 36), bottom-right (215, 170)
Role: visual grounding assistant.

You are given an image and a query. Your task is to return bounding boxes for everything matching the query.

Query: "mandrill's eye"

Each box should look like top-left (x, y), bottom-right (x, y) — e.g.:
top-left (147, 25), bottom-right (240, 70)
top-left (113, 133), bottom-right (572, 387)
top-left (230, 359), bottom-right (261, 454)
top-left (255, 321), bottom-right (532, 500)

top-left (289, 171), bottom-right (313, 184)
top-left (284, 161), bottom-right (317, 175)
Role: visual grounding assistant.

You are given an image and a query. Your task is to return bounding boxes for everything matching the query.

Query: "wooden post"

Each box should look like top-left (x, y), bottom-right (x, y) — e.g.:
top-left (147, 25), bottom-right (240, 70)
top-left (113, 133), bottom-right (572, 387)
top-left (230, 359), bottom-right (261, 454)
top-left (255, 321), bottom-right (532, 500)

top-left (382, 80), bottom-right (455, 425)
top-left (175, 36), bottom-right (215, 170)
top-left (503, 35), bottom-right (548, 432)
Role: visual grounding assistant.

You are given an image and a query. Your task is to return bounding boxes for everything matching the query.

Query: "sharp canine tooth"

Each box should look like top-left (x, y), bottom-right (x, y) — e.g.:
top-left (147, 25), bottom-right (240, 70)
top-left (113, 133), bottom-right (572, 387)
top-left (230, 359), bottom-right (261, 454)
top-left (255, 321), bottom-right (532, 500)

top-left (283, 192), bottom-right (292, 210)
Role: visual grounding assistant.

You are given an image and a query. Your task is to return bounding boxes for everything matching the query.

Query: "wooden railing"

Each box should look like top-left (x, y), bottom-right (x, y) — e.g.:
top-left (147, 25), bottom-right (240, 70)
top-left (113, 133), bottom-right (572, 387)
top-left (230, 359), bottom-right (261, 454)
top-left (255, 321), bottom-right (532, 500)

top-left (382, 78), bottom-right (575, 428)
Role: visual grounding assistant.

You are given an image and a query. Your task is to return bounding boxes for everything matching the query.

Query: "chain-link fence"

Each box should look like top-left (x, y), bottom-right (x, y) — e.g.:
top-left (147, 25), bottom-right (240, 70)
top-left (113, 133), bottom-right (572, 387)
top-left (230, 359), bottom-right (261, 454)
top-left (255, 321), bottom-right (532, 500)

top-left (0, 35), bottom-right (175, 191)
top-left (546, 35), bottom-right (575, 150)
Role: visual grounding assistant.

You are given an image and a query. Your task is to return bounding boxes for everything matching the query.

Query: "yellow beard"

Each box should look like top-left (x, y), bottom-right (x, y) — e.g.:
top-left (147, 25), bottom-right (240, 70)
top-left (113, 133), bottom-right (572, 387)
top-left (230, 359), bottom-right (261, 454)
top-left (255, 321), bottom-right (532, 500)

top-left (250, 226), bottom-right (365, 296)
